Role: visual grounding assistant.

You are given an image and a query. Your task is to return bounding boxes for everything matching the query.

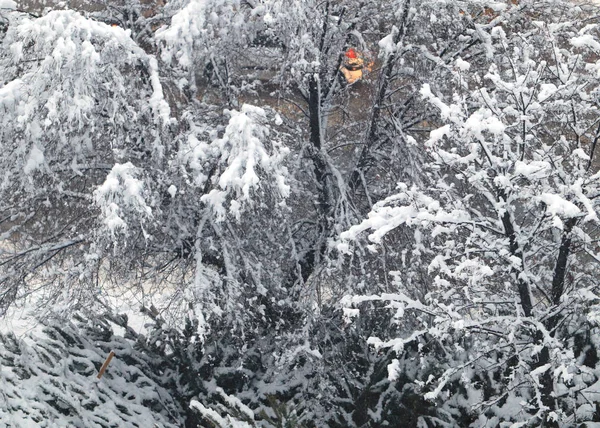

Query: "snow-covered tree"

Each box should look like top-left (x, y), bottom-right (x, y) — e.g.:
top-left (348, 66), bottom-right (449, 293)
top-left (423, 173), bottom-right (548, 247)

top-left (0, 7), bottom-right (172, 312)
top-left (4, 0), bottom-right (600, 426)
top-left (0, 311), bottom-right (183, 427)
top-left (339, 0), bottom-right (600, 425)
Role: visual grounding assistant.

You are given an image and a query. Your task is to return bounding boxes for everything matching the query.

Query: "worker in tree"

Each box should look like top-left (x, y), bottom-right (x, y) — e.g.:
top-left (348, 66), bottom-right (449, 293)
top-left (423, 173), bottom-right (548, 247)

top-left (340, 48), bottom-right (365, 84)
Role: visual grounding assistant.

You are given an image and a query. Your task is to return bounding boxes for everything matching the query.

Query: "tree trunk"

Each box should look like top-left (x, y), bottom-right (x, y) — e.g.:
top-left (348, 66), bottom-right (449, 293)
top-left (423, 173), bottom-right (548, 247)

top-left (348, 0), bottom-right (412, 195)
top-left (295, 74), bottom-right (335, 284)
top-left (535, 217), bottom-right (576, 426)
top-left (499, 207), bottom-right (533, 317)
top-left (550, 218), bottom-right (576, 307)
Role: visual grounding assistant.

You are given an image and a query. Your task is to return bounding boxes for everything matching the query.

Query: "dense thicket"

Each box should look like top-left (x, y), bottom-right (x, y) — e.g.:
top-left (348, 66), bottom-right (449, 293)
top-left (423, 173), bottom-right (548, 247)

top-left (2, 0), bottom-right (600, 426)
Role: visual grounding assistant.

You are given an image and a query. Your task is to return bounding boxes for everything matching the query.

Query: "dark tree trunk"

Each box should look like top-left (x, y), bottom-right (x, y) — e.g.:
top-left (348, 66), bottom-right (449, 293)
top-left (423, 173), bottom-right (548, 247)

top-left (308, 75), bottom-right (322, 151)
top-left (535, 217), bottom-right (576, 427)
top-left (307, 74), bottom-right (333, 220)
top-left (550, 217), bottom-right (576, 307)
top-left (499, 206), bottom-right (532, 318)
top-left (535, 339), bottom-right (559, 428)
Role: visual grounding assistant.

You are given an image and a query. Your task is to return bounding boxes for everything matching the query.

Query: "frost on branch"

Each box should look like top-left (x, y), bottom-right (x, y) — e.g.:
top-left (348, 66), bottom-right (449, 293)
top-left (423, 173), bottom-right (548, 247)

top-left (201, 104), bottom-right (290, 221)
top-left (0, 9), bottom-right (170, 192)
top-left (156, 0), bottom-right (208, 68)
top-left (94, 162), bottom-right (152, 238)
top-left (336, 7), bottom-right (600, 424)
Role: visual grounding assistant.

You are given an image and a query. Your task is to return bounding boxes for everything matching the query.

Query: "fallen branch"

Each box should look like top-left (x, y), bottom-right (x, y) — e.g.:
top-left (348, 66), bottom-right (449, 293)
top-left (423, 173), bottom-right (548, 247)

top-left (97, 351), bottom-right (115, 379)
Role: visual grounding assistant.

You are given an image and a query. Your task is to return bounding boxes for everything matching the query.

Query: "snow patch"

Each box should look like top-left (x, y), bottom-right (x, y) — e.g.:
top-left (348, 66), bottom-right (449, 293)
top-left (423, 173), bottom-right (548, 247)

top-left (571, 34), bottom-right (600, 52)
top-left (148, 56), bottom-right (173, 128)
top-left (388, 359), bottom-right (401, 382)
top-left (540, 193), bottom-right (580, 218)
top-left (343, 307), bottom-right (360, 324)
top-left (378, 26), bottom-right (399, 59)
top-left (455, 57), bottom-right (470, 71)
top-left (427, 125), bottom-right (451, 146)
top-left (94, 163), bottom-right (152, 236)
top-left (538, 83), bottom-right (557, 101)
top-left (514, 160), bottom-right (551, 179)
top-left (23, 145), bottom-right (44, 174)
top-left (0, 0), bottom-right (16, 9)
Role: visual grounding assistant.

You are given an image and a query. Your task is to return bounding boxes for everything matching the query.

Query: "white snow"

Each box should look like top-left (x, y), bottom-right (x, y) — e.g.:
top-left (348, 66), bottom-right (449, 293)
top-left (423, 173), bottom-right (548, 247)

top-left (540, 193), bottom-right (580, 218)
top-left (342, 307), bottom-right (360, 324)
top-left (0, 79), bottom-right (23, 112)
top-left (571, 34), bottom-right (600, 51)
top-left (378, 26), bottom-right (399, 58)
top-left (387, 359), bottom-right (401, 382)
top-left (0, 0), bottom-right (16, 9)
top-left (23, 145), bottom-right (44, 174)
top-left (0, 312), bottom-right (181, 427)
top-left (148, 56), bottom-right (173, 128)
top-left (338, 185), bottom-right (470, 245)
top-left (455, 57), bottom-right (471, 71)
top-left (572, 179), bottom-right (599, 222)
top-left (428, 124), bottom-right (451, 146)
top-left (156, 0), bottom-right (208, 67)
top-left (514, 160), bottom-right (551, 179)
top-left (485, 1), bottom-right (508, 12)
top-left (463, 108), bottom-right (505, 137)
top-left (94, 163), bottom-right (152, 235)
top-left (200, 104), bottom-right (289, 221)
top-left (190, 400), bottom-right (253, 428)
top-left (421, 84), bottom-right (453, 120)
top-left (573, 148), bottom-right (590, 161)
top-left (538, 83), bottom-right (558, 101)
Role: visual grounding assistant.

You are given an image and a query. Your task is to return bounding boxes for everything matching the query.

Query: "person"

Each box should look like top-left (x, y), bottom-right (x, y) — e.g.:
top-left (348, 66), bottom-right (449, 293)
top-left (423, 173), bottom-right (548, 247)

top-left (340, 48), bottom-right (364, 84)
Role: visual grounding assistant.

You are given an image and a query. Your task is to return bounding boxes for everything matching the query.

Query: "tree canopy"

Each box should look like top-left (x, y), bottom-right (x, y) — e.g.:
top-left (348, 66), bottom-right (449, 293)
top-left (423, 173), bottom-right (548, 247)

top-left (3, 0), bottom-right (600, 426)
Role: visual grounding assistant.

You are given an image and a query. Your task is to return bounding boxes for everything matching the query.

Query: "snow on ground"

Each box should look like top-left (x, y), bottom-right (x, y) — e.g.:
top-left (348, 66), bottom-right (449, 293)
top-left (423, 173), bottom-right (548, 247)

top-left (0, 281), bottom-right (167, 340)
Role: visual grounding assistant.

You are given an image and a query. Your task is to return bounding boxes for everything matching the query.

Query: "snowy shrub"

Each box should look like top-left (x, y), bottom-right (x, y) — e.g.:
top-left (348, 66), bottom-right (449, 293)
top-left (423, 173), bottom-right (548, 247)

top-left (0, 313), bottom-right (183, 427)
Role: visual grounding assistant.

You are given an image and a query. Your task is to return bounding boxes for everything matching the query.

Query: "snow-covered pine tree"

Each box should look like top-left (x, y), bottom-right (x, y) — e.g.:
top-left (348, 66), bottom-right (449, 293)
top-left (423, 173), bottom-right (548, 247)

top-left (0, 312), bottom-right (183, 427)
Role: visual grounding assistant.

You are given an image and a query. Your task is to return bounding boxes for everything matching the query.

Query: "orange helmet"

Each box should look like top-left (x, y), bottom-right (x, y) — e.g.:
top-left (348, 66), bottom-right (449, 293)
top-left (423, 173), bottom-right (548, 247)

top-left (345, 48), bottom-right (358, 59)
